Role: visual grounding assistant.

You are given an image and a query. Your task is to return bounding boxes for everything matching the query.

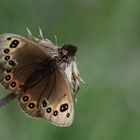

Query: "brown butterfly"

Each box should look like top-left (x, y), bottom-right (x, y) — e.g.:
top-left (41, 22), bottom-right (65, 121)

top-left (0, 29), bottom-right (83, 127)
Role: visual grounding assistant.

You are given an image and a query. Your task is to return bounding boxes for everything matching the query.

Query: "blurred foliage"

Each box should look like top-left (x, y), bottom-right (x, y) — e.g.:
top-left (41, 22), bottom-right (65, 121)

top-left (0, 0), bottom-right (140, 140)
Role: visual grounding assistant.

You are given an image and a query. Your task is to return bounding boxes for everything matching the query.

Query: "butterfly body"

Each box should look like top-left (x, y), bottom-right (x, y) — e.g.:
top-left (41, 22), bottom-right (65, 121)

top-left (0, 32), bottom-right (83, 127)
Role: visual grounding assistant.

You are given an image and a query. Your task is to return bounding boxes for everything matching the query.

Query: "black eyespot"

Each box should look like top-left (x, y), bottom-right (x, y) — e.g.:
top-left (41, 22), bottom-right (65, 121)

top-left (66, 113), bottom-right (70, 118)
top-left (46, 107), bottom-right (52, 113)
top-left (6, 69), bottom-right (12, 73)
top-left (5, 75), bottom-right (11, 81)
top-left (7, 37), bottom-right (11, 40)
top-left (42, 100), bottom-right (47, 108)
top-left (4, 56), bottom-right (10, 60)
top-left (60, 103), bottom-right (69, 112)
top-left (3, 49), bottom-right (10, 53)
top-left (22, 95), bottom-right (29, 102)
top-left (53, 110), bottom-right (58, 116)
top-left (28, 102), bottom-right (35, 109)
top-left (19, 84), bottom-right (24, 88)
top-left (9, 60), bottom-right (16, 66)
top-left (10, 40), bottom-right (19, 48)
top-left (10, 81), bottom-right (17, 88)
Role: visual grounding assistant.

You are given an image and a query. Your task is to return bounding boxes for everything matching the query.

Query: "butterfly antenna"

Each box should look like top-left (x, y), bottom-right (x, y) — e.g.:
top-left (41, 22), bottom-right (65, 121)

top-left (0, 93), bottom-right (17, 108)
top-left (38, 26), bottom-right (44, 39)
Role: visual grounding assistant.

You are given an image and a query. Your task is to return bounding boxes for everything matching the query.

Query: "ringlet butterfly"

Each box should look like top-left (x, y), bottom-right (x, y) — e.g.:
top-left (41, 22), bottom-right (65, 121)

top-left (0, 28), bottom-right (84, 127)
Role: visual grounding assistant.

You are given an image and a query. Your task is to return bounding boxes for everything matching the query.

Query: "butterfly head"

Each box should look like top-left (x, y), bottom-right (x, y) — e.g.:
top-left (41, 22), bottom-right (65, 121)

top-left (62, 44), bottom-right (77, 57)
top-left (58, 44), bottom-right (77, 59)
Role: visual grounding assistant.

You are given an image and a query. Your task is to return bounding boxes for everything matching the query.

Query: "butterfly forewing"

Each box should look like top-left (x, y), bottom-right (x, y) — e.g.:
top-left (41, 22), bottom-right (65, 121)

top-left (0, 34), bottom-right (50, 92)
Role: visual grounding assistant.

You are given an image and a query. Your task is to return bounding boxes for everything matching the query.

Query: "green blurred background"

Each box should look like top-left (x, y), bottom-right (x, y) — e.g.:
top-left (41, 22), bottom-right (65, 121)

top-left (0, 0), bottom-right (140, 140)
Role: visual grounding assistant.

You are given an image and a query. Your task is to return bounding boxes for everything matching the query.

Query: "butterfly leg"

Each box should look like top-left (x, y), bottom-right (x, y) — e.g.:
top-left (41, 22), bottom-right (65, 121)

top-left (0, 93), bottom-right (17, 108)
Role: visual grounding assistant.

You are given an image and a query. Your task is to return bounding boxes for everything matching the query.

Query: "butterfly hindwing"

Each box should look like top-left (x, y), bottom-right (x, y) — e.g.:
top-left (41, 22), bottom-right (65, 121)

top-left (39, 68), bottom-right (74, 126)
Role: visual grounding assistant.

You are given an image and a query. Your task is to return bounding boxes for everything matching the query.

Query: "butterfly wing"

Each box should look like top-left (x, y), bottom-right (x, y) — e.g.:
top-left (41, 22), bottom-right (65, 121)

top-left (0, 33), bottom-right (49, 93)
top-left (18, 67), bottom-right (74, 126)
top-left (0, 33), bottom-right (74, 126)
top-left (40, 68), bottom-right (74, 126)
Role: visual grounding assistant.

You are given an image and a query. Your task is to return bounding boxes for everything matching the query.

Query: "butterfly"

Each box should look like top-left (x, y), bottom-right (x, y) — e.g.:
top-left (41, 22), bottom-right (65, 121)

top-left (0, 28), bottom-right (83, 127)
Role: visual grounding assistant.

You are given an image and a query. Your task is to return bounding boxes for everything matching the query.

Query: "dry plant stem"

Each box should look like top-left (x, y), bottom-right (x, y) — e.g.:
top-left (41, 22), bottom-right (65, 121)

top-left (0, 93), bottom-right (17, 108)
